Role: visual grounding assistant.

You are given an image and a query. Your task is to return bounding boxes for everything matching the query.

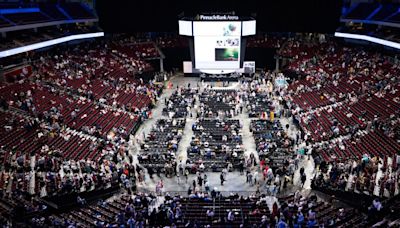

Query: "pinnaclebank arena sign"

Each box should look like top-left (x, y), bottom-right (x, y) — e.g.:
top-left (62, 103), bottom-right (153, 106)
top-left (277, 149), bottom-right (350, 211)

top-left (199, 15), bottom-right (239, 20)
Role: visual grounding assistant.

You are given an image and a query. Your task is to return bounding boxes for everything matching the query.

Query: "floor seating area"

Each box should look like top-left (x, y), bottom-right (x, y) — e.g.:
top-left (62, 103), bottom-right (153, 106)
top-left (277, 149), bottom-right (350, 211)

top-left (187, 119), bottom-right (244, 172)
top-left (198, 89), bottom-right (240, 118)
top-left (138, 119), bottom-right (186, 175)
top-left (251, 120), bottom-right (294, 170)
top-left (163, 88), bottom-right (196, 118)
top-left (246, 93), bottom-right (272, 118)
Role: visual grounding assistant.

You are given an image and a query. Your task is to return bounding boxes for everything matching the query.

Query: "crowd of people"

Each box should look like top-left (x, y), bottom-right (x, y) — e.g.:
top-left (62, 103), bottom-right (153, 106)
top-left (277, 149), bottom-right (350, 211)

top-left (198, 89), bottom-right (243, 118)
top-left (138, 118), bottom-right (186, 178)
top-left (274, 34), bottom-right (400, 200)
top-left (312, 153), bottom-right (400, 198)
top-left (187, 119), bottom-right (245, 172)
top-left (1, 32), bottom-right (400, 227)
top-left (163, 88), bottom-right (197, 118)
top-left (28, 190), bottom-right (376, 228)
top-left (0, 37), bottom-right (168, 225)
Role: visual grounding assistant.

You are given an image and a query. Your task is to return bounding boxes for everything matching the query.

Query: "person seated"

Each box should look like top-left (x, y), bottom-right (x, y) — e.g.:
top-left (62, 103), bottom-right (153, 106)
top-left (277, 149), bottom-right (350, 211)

top-left (227, 162), bottom-right (233, 171)
top-left (191, 164), bottom-right (198, 174)
top-left (206, 209), bottom-right (215, 220)
top-left (222, 135), bottom-right (228, 142)
top-left (206, 148), bottom-right (212, 159)
top-left (199, 163), bottom-right (205, 172)
top-left (211, 163), bottom-right (218, 172)
top-left (77, 196), bottom-right (86, 206)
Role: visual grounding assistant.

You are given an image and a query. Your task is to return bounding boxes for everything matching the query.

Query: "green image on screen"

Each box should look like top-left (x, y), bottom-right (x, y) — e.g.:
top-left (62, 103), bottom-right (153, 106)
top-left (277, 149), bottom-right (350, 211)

top-left (215, 48), bottom-right (239, 61)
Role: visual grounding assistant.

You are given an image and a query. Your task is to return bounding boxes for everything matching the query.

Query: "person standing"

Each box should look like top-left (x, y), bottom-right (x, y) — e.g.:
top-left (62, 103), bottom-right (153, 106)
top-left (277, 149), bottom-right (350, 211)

top-left (239, 160), bottom-right (244, 175)
top-left (198, 175), bottom-right (203, 189)
top-left (205, 180), bottom-right (210, 192)
top-left (220, 172), bottom-right (225, 186)
top-left (184, 169), bottom-right (189, 183)
top-left (247, 171), bottom-right (253, 186)
top-left (299, 167), bottom-right (305, 177)
top-left (301, 173), bottom-right (307, 188)
top-left (178, 161), bottom-right (184, 175)
top-left (307, 148), bottom-right (312, 160)
top-left (253, 170), bottom-right (258, 186)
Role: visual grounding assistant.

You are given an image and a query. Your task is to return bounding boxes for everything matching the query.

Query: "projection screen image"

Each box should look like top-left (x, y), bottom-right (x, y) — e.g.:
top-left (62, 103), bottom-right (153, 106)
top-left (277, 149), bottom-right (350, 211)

top-left (215, 48), bottom-right (239, 61)
top-left (193, 21), bottom-right (241, 69)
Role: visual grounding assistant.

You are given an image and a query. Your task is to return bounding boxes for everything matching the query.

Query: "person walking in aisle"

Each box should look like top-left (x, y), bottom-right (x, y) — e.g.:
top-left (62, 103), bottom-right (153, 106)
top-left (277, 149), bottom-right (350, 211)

top-left (184, 169), bottom-right (189, 183)
top-left (301, 173), bottom-right (307, 188)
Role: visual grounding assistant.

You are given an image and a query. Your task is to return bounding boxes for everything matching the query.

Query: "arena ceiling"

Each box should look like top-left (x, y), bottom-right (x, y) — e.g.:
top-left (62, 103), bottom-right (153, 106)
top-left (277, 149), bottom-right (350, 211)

top-left (96, 0), bottom-right (342, 33)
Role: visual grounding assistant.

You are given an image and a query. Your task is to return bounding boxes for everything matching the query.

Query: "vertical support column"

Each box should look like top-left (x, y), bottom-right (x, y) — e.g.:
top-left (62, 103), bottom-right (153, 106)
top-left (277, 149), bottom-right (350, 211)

top-left (160, 59), bottom-right (164, 72)
top-left (282, 58), bottom-right (287, 67)
top-left (275, 57), bottom-right (279, 72)
top-left (0, 66), bottom-right (4, 83)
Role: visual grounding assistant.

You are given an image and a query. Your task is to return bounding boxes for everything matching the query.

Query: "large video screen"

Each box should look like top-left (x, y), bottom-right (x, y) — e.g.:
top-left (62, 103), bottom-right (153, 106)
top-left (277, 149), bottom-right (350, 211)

top-left (178, 20), bottom-right (192, 36)
top-left (242, 20), bottom-right (256, 36)
top-left (193, 21), bottom-right (241, 69)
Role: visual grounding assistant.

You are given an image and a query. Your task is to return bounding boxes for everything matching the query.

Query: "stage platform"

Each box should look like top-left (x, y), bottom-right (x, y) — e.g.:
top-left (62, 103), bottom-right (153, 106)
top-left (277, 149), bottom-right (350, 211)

top-left (202, 81), bottom-right (240, 90)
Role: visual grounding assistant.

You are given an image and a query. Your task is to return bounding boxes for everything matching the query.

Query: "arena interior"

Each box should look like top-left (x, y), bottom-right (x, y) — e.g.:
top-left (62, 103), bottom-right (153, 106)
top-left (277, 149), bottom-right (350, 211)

top-left (0, 0), bottom-right (399, 227)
